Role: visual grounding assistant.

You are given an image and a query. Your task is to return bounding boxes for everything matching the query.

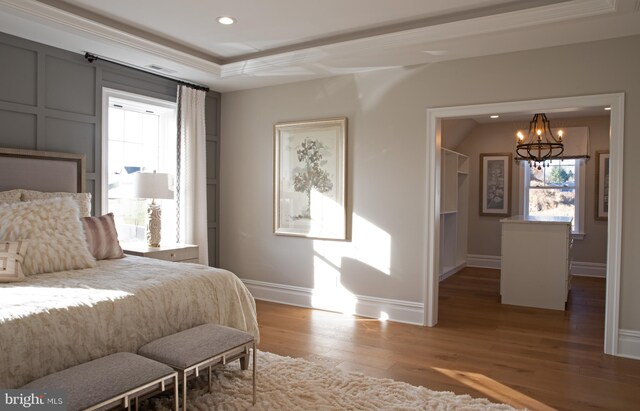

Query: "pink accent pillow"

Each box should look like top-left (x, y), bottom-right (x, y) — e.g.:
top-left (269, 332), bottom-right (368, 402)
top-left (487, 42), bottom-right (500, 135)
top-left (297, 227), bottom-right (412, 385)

top-left (81, 213), bottom-right (125, 260)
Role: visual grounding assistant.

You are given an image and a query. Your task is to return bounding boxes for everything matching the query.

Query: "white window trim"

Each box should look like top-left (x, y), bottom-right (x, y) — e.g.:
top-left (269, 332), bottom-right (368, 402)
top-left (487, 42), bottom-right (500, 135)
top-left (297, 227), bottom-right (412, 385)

top-left (101, 88), bottom-right (176, 214)
top-left (518, 159), bottom-right (586, 239)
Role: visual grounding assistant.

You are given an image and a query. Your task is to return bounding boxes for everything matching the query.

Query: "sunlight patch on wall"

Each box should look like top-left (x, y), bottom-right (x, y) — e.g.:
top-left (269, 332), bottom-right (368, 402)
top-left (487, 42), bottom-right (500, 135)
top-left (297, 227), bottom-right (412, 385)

top-left (309, 189), bottom-right (346, 237)
top-left (314, 213), bottom-right (390, 275)
top-left (310, 213), bottom-right (391, 315)
top-left (311, 255), bottom-right (357, 315)
top-left (352, 65), bottom-right (422, 112)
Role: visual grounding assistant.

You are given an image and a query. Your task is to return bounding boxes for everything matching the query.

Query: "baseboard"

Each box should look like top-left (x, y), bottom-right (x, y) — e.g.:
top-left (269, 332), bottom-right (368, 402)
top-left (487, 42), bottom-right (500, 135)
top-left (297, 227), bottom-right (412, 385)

top-left (618, 329), bottom-right (640, 360)
top-left (241, 279), bottom-right (424, 325)
top-left (467, 254), bottom-right (501, 269)
top-left (467, 254), bottom-right (606, 277)
top-left (439, 262), bottom-right (466, 281)
top-left (570, 261), bottom-right (606, 277)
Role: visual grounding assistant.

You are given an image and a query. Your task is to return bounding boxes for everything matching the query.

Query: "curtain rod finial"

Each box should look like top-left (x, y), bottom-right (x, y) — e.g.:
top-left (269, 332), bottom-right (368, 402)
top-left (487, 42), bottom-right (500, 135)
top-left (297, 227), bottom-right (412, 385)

top-left (84, 52), bottom-right (98, 63)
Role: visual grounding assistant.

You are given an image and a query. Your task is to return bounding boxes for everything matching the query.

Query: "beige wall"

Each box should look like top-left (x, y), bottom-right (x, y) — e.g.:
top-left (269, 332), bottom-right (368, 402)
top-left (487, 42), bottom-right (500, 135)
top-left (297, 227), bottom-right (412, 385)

top-left (454, 116), bottom-right (610, 263)
top-left (221, 35), bottom-right (640, 330)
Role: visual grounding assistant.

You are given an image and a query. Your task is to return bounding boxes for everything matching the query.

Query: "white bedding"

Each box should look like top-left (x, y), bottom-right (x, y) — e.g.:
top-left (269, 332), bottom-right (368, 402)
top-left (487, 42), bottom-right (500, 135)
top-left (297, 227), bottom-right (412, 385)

top-left (0, 255), bottom-right (259, 389)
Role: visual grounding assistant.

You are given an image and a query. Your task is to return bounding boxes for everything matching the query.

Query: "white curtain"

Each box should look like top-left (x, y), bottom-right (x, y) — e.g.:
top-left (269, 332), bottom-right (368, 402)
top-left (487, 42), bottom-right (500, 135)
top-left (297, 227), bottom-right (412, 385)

top-left (177, 85), bottom-right (209, 264)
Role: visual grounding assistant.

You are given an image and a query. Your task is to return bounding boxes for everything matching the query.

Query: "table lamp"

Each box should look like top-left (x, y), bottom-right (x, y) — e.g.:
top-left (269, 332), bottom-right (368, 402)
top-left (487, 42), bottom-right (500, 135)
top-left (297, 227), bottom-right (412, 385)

top-left (131, 171), bottom-right (174, 247)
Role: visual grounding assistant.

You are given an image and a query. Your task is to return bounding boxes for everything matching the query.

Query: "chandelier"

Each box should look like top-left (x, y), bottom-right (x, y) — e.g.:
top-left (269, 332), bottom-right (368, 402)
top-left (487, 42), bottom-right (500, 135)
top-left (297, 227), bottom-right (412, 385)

top-left (515, 113), bottom-right (564, 169)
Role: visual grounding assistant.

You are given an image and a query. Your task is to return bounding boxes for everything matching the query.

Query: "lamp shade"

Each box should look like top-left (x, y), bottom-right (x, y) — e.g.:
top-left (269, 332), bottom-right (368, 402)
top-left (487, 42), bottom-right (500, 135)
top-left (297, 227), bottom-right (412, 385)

top-left (131, 172), bottom-right (174, 200)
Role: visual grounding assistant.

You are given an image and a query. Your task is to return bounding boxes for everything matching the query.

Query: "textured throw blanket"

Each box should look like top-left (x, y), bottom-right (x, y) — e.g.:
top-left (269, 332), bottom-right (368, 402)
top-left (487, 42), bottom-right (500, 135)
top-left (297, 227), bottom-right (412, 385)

top-left (0, 255), bottom-right (259, 388)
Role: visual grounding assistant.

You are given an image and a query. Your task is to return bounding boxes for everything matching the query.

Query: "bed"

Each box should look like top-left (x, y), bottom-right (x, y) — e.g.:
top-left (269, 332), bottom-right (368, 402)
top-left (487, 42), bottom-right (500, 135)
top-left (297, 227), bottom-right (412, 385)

top-left (0, 148), bottom-right (259, 389)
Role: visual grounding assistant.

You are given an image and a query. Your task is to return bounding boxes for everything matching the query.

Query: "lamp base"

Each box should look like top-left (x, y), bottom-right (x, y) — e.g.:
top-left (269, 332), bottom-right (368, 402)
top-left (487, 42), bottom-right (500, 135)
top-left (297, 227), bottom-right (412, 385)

top-left (146, 200), bottom-right (162, 247)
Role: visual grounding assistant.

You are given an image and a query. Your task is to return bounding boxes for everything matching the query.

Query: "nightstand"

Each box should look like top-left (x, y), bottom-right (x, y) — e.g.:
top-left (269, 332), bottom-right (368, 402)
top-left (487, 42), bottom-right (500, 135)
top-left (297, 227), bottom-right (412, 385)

top-left (121, 242), bottom-right (200, 263)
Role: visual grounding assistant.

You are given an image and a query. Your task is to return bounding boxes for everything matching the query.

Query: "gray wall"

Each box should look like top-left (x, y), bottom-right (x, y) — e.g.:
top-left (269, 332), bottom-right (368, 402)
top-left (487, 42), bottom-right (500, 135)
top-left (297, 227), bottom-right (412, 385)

top-left (220, 35), bottom-right (640, 331)
top-left (453, 116), bottom-right (610, 264)
top-left (0, 31), bottom-right (221, 266)
top-left (204, 91), bottom-right (220, 265)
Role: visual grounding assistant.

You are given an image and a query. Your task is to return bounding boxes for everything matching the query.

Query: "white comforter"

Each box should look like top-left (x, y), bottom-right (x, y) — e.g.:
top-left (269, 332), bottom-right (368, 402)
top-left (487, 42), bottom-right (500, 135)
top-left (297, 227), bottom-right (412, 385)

top-left (0, 255), bottom-right (259, 389)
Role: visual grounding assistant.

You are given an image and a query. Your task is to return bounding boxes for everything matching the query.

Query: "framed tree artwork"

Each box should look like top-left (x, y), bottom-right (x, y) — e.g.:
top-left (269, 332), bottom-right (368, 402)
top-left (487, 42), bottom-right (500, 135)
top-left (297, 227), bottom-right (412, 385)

top-left (274, 118), bottom-right (347, 240)
top-left (479, 153), bottom-right (512, 217)
top-left (595, 150), bottom-right (609, 221)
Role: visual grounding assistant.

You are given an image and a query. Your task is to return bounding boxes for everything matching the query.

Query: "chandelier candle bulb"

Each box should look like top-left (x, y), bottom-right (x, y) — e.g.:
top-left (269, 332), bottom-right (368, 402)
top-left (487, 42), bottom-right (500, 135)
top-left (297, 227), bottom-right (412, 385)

top-left (515, 113), bottom-right (565, 165)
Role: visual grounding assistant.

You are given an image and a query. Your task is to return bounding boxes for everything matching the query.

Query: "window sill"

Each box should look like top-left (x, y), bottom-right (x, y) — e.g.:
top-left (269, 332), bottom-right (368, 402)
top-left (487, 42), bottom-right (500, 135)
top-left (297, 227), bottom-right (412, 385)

top-left (571, 232), bottom-right (586, 240)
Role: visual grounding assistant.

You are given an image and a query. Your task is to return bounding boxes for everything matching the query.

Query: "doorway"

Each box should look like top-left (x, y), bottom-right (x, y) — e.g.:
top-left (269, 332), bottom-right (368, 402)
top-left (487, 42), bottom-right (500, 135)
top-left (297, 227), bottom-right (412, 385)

top-left (423, 93), bottom-right (624, 356)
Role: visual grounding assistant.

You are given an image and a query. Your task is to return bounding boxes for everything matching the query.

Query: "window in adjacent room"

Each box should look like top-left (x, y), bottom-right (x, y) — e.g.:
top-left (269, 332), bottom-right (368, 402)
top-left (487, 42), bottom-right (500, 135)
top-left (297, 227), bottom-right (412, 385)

top-left (522, 159), bottom-right (585, 235)
top-left (102, 88), bottom-right (177, 242)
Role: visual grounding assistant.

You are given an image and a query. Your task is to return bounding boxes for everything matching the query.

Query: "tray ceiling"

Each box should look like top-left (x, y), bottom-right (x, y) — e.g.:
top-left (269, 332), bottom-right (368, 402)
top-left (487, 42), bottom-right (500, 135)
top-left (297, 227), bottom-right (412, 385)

top-left (0, 0), bottom-right (638, 91)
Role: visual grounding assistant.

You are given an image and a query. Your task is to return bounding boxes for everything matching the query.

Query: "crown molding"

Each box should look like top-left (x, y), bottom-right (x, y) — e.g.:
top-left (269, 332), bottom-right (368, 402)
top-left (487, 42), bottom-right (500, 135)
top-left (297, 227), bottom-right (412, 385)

top-left (0, 0), bottom-right (622, 82)
top-left (0, 0), bottom-right (222, 76)
top-left (221, 0), bottom-right (618, 77)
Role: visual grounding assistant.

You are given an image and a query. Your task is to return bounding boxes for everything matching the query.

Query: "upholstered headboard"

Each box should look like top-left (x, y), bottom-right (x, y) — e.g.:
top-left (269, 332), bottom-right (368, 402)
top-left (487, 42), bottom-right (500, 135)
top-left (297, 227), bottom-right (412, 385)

top-left (0, 148), bottom-right (85, 193)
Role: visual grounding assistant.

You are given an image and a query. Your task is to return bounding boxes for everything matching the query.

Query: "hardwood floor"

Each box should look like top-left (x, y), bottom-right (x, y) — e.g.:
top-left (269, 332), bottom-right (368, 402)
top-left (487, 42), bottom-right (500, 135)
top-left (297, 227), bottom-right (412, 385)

top-left (255, 267), bottom-right (640, 410)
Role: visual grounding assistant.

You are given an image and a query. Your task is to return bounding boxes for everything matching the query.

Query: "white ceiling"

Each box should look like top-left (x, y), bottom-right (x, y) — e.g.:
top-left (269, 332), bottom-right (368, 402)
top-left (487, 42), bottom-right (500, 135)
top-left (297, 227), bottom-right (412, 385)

top-left (0, 0), bottom-right (639, 91)
top-left (56, 0), bottom-right (521, 60)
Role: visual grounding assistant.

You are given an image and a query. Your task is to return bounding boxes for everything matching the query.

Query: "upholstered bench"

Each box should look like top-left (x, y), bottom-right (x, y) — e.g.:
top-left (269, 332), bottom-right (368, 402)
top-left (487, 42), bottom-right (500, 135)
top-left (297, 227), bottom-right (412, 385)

top-left (22, 352), bottom-right (178, 411)
top-left (138, 324), bottom-right (256, 410)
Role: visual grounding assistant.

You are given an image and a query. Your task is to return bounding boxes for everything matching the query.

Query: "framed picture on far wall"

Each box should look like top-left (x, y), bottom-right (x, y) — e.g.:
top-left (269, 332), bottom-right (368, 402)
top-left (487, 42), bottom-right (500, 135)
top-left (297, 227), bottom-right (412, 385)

top-left (479, 153), bottom-right (512, 217)
top-left (595, 150), bottom-right (609, 221)
top-left (274, 117), bottom-right (347, 240)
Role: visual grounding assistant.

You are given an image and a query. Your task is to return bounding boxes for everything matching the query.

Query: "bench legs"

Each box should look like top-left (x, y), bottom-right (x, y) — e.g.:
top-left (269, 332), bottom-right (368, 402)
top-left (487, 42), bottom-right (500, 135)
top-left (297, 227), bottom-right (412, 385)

top-left (177, 342), bottom-right (257, 410)
top-left (173, 373), bottom-right (179, 411)
top-left (240, 353), bottom-right (249, 370)
top-left (252, 342), bottom-right (256, 406)
top-left (182, 371), bottom-right (188, 411)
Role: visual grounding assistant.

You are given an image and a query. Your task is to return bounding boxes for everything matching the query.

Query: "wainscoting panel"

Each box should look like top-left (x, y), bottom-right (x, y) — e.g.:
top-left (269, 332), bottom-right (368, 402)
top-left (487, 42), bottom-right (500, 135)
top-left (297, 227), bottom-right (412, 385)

top-left (0, 110), bottom-right (36, 148)
top-left (0, 42), bottom-right (37, 106)
top-left (205, 93), bottom-right (220, 266)
top-left (0, 30), bottom-right (222, 267)
top-left (44, 55), bottom-right (96, 116)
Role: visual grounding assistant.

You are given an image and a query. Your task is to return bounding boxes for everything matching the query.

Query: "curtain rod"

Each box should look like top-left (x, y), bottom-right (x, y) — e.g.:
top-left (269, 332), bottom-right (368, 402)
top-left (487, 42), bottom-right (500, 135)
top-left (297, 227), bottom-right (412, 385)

top-left (84, 52), bottom-right (210, 93)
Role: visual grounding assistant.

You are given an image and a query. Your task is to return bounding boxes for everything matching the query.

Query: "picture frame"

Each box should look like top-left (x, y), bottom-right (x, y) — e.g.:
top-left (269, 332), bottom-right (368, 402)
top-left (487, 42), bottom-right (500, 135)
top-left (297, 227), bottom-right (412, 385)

top-left (595, 150), bottom-right (609, 221)
top-left (274, 118), bottom-right (347, 240)
top-left (479, 153), bottom-right (512, 217)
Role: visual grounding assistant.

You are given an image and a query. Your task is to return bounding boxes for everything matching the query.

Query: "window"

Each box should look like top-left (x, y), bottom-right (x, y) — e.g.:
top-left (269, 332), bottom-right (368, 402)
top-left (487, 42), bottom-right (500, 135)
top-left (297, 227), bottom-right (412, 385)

top-left (103, 89), bottom-right (177, 243)
top-left (523, 159), bottom-right (585, 235)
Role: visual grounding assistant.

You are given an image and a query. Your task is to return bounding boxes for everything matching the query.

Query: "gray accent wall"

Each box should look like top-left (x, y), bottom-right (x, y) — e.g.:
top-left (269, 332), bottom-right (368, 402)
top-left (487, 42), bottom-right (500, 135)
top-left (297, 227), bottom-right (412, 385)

top-left (0, 31), bottom-right (221, 266)
top-left (205, 93), bottom-right (220, 265)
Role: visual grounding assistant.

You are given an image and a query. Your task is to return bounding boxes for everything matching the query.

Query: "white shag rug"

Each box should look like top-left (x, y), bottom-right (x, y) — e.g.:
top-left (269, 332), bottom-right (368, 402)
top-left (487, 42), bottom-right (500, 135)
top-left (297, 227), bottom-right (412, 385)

top-left (143, 351), bottom-right (519, 411)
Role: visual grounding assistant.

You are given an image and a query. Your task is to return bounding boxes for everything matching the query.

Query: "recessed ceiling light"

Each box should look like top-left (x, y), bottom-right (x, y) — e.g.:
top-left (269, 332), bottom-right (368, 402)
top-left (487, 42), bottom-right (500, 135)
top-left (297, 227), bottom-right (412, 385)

top-left (217, 16), bottom-right (236, 25)
top-left (490, 115), bottom-right (499, 119)
top-left (604, 107), bottom-right (611, 111)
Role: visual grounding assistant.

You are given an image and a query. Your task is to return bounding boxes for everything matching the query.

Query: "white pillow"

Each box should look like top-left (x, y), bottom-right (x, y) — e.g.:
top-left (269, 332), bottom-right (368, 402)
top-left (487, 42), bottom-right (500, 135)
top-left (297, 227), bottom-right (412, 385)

top-left (0, 197), bottom-right (96, 275)
top-left (0, 240), bottom-right (29, 282)
top-left (21, 190), bottom-right (92, 217)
